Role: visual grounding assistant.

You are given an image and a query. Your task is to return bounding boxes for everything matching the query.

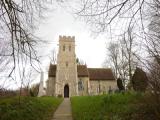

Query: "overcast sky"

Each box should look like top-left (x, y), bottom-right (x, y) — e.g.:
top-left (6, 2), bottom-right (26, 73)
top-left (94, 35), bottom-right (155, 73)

top-left (29, 3), bottom-right (114, 85)
top-left (35, 4), bottom-right (111, 71)
top-left (0, 1), bottom-right (149, 89)
top-left (0, 2), bottom-right (113, 89)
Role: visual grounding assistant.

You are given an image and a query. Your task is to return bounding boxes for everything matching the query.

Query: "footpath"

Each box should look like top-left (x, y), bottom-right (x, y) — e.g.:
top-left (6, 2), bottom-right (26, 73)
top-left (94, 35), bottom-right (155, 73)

top-left (52, 98), bottom-right (73, 120)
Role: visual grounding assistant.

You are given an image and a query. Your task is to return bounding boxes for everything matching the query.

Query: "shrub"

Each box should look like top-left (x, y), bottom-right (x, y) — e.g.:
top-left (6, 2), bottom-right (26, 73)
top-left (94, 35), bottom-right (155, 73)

top-left (0, 87), bottom-right (17, 97)
top-left (132, 67), bottom-right (148, 92)
top-left (29, 83), bottom-right (40, 97)
top-left (117, 78), bottom-right (125, 91)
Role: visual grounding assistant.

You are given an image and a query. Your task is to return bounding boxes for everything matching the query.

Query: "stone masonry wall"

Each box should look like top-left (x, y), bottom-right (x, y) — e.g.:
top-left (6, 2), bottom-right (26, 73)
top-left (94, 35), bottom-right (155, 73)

top-left (78, 77), bottom-right (90, 96)
top-left (55, 36), bottom-right (78, 97)
top-left (90, 80), bottom-right (117, 95)
top-left (46, 77), bottom-right (55, 96)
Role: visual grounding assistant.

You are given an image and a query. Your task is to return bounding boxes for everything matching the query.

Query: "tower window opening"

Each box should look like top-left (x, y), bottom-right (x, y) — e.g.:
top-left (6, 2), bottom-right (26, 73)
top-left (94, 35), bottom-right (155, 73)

top-left (63, 45), bottom-right (65, 51)
top-left (66, 61), bottom-right (68, 67)
top-left (69, 45), bottom-right (71, 51)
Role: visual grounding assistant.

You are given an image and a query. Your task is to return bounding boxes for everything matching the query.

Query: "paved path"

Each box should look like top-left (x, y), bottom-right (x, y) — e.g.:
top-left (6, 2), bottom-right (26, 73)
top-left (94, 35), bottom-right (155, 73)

top-left (52, 98), bottom-right (73, 120)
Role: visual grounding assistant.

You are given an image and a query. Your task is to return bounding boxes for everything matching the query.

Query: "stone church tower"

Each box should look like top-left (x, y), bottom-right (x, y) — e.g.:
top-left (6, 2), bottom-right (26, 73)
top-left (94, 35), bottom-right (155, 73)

top-left (46, 35), bottom-right (117, 97)
top-left (55, 36), bottom-right (78, 97)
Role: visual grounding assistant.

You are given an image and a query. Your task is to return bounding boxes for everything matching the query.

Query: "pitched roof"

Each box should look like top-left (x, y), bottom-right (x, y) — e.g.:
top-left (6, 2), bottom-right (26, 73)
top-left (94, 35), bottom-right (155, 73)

top-left (48, 64), bottom-right (56, 77)
top-left (48, 64), bottom-right (89, 77)
top-left (48, 64), bottom-right (115, 81)
top-left (77, 65), bottom-right (89, 77)
top-left (88, 68), bottom-right (115, 80)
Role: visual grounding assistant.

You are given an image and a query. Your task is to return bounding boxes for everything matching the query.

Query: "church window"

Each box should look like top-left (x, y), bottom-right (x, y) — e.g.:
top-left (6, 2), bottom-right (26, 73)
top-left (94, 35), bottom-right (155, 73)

top-left (66, 61), bottom-right (68, 67)
top-left (69, 45), bottom-right (71, 51)
top-left (78, 79), bottom-right (84, 91)
top-left (97, 87), bottom-right (99, 93)
top-left (108, 86), bottom-right (112, 94)
top-left (63, 45), bottom-right (65, 51)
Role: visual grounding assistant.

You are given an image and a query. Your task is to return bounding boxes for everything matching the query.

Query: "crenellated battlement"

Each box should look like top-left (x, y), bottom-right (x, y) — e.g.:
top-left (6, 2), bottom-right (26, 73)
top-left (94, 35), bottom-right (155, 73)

top-left (59, 35), bottom-right (75, 41)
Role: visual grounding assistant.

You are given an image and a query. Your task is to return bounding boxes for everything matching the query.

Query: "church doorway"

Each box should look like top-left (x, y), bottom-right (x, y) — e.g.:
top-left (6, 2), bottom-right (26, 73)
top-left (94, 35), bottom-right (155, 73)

top-left (64, 84), bottom-right (69, 98)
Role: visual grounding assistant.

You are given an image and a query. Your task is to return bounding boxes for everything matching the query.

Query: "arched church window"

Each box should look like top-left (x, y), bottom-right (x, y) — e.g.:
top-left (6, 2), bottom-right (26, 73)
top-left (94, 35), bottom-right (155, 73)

top-left (78, 79), bottom-right (84, 91)
top-left (69, 45), bottom-right (71, 51)
top-left (63, 45), bottom-right (65, 51)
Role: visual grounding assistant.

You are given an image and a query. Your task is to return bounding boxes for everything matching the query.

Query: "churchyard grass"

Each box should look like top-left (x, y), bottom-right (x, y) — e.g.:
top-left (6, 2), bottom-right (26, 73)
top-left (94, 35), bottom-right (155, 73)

top-left (0, 96), bottom-right (63, 120)
top-left (71, 92), bottom-right (156, 120)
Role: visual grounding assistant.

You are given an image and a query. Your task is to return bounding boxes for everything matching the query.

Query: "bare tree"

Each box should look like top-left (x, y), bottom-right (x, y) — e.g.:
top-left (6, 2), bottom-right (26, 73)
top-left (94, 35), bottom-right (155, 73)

top-left (141, 2), bottom-right (160, 95)
top-left (50, 48), bottom-right (57, 64)
top-left (147, 7), bottom-right (160, 65)
top-left (107, 41), bottom-right (119, 79)
top-left (120, 27), bottom-right (138, 88)
top-left (106, 27), bottom-right (137, 88)
top-left (0, 41), bottom-right (10, 74)
top-left (0, 0), bottom-right (45, 74)
top-left (148, 59), bottom-right (160, 90)
top-left (107, 40), bottom-right (128, 87)
top-left (75, 0), bottom-right (151, 33)
top-left (0, 0), bottom-right (56, 90)
top-left (0, 1), bottom-right (66, 105)
top-left (142, 5), bottom-right (160, 108)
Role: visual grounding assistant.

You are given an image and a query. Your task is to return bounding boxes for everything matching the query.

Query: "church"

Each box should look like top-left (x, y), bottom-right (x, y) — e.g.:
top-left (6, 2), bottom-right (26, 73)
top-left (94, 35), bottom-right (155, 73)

top-left (46, 36), bottom-right (117, 97)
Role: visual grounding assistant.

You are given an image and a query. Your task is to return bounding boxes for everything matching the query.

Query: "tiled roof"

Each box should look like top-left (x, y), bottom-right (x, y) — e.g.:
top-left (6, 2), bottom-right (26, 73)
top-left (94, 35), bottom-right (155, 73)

top-left (77, 65), bottom-right (89, 77)
top-left (88, 68), bottom-right (115, 80)
top-left (48, 64), bottom-right (115, 81)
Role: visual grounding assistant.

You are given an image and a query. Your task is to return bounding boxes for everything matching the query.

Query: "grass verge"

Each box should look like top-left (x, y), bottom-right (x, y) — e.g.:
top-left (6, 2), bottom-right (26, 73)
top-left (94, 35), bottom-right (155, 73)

top-left (0, 96), bottom-right (63, 120)
top-left (71, 92), bottom-right (158, 120)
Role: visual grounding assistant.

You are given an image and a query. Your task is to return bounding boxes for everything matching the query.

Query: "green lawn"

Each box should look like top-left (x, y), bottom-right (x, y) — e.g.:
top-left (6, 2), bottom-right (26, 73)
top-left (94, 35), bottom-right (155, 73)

top-left (71, 92), bottom-right (157, 120)
top-left (0, 96), bottom-right (63, 120)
